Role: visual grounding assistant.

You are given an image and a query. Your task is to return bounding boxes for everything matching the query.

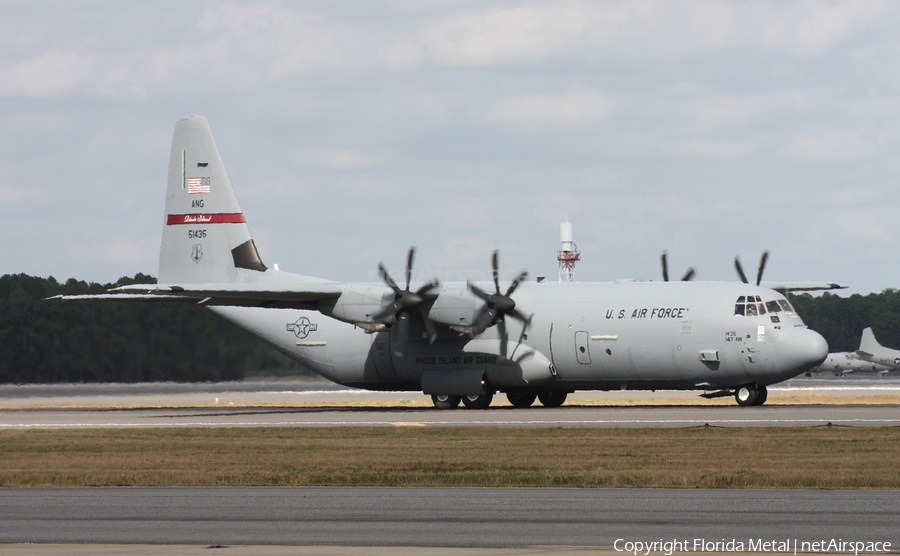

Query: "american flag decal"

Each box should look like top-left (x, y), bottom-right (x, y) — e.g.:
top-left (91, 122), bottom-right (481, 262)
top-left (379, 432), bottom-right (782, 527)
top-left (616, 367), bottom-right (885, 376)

top-left (187, 176), bottom-right (211, 195)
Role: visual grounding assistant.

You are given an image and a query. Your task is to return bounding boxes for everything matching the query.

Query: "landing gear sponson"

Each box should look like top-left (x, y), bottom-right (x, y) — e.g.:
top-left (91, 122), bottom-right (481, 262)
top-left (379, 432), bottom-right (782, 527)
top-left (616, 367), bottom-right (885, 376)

top-left (430, 391), bottom-right (570, 409)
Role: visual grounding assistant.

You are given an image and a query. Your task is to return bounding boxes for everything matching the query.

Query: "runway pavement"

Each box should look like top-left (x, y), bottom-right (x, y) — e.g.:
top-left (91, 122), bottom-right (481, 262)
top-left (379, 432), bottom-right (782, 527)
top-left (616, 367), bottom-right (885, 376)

top-left (1, 377), bottom-right (899, 429)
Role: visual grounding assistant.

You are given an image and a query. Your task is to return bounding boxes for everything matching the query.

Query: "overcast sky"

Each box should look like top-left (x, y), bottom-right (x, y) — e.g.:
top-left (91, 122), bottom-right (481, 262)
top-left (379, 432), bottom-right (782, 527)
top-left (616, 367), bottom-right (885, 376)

top-left (2, 1), bottom-right (899, 295)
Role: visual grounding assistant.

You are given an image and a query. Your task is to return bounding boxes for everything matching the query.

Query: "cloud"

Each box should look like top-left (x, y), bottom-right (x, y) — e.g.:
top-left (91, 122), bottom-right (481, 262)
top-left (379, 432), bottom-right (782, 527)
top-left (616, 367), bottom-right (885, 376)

top-left (615, 131), bottom-right (756, 160)
top-left (753, 1), bottom-right (890, 57)
top-left (419, 1), bottom-right (893, 67)
top-left (784, 131), bottom-right (872, 160)
top-left (380, 40), bottom-right (424, 71)
top-left (66, 237), bottom-right (157, 269)
top-left (0, 183), bottom-right (44, 203)
top-left (485, 91), bottom-right (614, 131)
top-left (422, 3), bottom-right (586, 66)
top-left (527, 192), bottom-right (585, 229)
top-left (295, 149), bottom-right (383, 170)
top-left (444, 198), bottom-right (492, 230)
top-left (0, 50), bottom-right (145, 98)
top-left (646, 194), bottom-right (703, 223)
top-left (374, 86), bottom-right (450, 125)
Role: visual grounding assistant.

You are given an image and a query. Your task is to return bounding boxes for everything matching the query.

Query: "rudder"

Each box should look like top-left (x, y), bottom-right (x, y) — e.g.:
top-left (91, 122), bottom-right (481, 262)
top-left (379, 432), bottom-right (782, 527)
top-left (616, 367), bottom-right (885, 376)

top-left (158, 115), bottom-right (266, 284)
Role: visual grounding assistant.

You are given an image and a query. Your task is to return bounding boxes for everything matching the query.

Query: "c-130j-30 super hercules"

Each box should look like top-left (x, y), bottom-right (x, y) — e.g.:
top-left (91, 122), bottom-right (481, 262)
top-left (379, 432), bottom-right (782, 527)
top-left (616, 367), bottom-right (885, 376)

top-left (58, 115), bottom-right (835, 409)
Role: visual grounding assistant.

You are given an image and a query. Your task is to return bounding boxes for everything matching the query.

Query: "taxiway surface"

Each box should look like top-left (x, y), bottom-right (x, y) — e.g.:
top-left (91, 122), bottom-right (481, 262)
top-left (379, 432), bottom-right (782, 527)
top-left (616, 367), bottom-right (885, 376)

top-left (2, 488), bottom-right (898, 547)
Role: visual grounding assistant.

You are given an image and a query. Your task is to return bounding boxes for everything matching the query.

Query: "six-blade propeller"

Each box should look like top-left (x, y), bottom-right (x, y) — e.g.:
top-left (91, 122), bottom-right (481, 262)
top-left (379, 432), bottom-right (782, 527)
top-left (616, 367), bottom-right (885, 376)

top-left (467, 250), bottom-right (532, 358)
top-left (372, 246), bottom-right (441, 355)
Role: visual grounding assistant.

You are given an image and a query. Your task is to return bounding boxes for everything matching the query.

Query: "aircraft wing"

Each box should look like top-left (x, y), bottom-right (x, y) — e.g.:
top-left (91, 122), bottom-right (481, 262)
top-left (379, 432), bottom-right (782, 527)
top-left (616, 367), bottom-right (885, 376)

top-left (113, 282), bottom-right (342, 300)
top-left (47, 293), bottom-right (204, 303)
top-left (761, 281), bottom-right (848, 293)
top-left (50, 282), bottom-right (345, 310)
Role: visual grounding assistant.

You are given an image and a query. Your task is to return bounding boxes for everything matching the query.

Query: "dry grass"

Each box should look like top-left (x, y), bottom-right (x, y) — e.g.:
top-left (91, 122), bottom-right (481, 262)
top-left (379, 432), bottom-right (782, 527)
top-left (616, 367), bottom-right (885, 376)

top-left (2, 426), bottom-right (899, 489)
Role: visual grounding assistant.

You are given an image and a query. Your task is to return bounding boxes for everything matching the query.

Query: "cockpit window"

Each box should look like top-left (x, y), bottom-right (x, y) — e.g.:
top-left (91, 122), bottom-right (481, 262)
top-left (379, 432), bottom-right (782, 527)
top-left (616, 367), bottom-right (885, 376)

top-left (735, 296), bottom-right (792, 317)
top-left (778, 299), bottom-right (795, 313)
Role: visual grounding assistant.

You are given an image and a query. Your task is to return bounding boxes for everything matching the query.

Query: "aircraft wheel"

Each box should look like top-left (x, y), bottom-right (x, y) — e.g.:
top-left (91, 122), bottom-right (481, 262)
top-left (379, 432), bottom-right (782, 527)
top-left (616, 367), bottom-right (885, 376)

top-left (506, 392), bottom-right (537, 408)
top-left (431, 394), bottom-right (461, 409)
top-left (462, 393), bottom-right (494, 409)
top-left (538, 391), bottom-right (568, 408)
top-left (735, 384), bottom-right (759, 407)
top-left (752, 385), bottom-right (768, 406)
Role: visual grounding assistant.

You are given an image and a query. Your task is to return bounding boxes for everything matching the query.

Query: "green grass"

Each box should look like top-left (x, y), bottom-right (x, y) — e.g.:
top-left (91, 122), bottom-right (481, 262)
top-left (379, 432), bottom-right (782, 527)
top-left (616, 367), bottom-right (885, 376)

top-left (2, 427), bottom-right (900, 488)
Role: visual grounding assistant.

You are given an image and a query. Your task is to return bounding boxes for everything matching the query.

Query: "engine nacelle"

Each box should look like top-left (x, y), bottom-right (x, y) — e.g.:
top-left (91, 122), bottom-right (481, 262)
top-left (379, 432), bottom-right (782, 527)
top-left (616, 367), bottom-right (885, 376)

top-left (318, 286), bottom-right (389, 325)
top-left (426, 289), bottom-right (480, 329)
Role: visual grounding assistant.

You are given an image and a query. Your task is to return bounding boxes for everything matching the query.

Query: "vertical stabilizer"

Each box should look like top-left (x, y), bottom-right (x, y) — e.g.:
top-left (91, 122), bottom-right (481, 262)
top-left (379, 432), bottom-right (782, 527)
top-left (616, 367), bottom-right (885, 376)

top-left (858, 327), bottom-right (882, 355)
top-left (158, 115), bottom-right (266, 284)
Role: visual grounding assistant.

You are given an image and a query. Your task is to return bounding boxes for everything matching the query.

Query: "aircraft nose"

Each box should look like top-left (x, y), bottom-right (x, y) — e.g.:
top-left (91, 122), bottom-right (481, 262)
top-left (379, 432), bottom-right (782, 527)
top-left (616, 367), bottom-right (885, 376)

top-left (777, 328), bottom-right (828, 374)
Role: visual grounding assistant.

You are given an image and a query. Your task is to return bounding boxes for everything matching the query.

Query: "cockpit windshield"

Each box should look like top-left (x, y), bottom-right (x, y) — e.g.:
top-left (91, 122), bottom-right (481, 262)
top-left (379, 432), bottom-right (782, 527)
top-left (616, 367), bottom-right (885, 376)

top-left (734, 296), bottom-right (795, 317)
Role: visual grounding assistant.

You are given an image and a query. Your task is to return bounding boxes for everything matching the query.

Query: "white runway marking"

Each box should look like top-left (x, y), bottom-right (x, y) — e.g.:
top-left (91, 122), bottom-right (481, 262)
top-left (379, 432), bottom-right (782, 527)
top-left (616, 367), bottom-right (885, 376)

top-left (3, 417), bottom-right (900, 429)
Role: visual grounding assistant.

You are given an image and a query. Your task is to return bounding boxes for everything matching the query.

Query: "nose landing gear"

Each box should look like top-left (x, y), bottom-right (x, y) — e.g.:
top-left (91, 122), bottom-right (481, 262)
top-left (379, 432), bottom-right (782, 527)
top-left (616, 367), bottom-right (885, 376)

top-left (735, 383), bottom-right (768, 406)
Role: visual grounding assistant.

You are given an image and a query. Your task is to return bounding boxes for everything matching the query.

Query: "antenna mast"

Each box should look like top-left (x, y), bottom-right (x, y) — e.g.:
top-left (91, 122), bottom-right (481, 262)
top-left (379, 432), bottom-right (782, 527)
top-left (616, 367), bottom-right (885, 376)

top-left (557, 219), bottom-right (580, 282)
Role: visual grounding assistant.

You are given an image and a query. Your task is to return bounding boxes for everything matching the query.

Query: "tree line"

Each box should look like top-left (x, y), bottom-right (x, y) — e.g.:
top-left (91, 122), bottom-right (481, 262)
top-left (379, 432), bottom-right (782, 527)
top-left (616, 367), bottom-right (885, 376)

top-left (0, 273), bottom-right (309, 383)
top-left (1, 273), bottom-right (899, 383)
top-left (790, 288), bottom-right (900, 352)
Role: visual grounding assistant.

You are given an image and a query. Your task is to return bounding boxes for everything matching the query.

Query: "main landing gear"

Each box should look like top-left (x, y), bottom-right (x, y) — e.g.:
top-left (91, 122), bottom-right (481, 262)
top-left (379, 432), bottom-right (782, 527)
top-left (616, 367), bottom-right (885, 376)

top-left (430, 391), bottom-right (569, 409)
top-left (735, 383), bottom-right (768, 406)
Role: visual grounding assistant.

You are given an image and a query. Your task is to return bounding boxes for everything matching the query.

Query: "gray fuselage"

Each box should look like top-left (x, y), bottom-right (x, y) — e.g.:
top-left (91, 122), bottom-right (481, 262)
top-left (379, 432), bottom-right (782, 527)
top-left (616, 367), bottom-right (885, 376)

top-left (211, 280), bottom-right (827, 396)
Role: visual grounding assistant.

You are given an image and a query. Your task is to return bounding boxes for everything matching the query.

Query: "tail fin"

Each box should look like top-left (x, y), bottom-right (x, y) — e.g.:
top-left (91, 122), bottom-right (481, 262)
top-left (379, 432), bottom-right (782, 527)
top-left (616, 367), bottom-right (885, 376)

top-left (858, 327), bottom-right (882, 355)
top-left (158, 115), bottom-right (266, 284)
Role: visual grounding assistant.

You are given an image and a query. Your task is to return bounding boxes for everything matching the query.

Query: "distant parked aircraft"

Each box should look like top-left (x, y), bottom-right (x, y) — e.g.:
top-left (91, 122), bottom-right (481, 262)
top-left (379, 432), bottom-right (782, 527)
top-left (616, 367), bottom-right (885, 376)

top-left (855, 327), bottom-right (900, 372)
top-left (810, 351), bottom-right (892, 376)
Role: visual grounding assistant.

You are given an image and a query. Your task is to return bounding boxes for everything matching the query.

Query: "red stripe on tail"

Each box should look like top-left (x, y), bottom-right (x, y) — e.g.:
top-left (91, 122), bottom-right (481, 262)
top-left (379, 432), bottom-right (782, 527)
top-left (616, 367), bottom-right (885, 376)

top-left (167, 213), bottom-right (246, 225)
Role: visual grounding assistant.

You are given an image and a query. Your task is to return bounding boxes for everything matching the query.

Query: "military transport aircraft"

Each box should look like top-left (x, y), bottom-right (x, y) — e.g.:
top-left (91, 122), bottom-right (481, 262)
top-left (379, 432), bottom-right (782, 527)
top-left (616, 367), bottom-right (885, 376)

top-left (54, 115), bottom-right (831, 408)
